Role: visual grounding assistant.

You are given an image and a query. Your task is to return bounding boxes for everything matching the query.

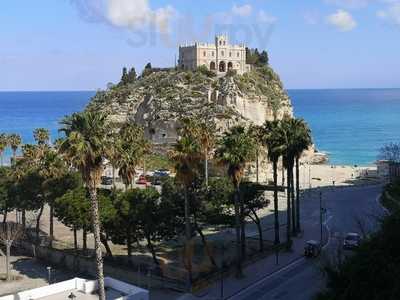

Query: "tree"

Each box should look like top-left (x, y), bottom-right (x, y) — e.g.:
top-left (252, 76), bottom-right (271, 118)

top-left (127, 67), bottom-right (137, 83)
top-left (111, 189), bottom-right (141, 257)
top-left (43, 169), bottom-right (82, 246)
top-left (0, 222), bottom-right (25, 281)
top-left (291, 119), bottom-right (312, 233)
top-left (33, 128), bottom-right (50, 146)
top-left (169, 118), bottom-right (202, 287)
top-left (142, 62), bottom-right (153, 77)
top-left (116, 123), bottom-right (149, 189)
top-left (215, 125), bottom-right (256, 276)
top-left (197, 121), bottom-right (216, 187)
top-left (259, 50), bottom-right (269, 65)
top-left (120, 67), bottom-right (128, 85)
top-left (240, 182), bottom-right (270, 252)
top-left (281, 117), bottom-right (298, 241)
top-left (0, 134), bottom-right (8, 166)
top-left (378, 142), bottom-right (400, 163)
top-left (55, 187), bottom-right (90, 251)
top-left (249, 125), bottom-right (265, 183)
top-left (8, 134), bottom-right (21, 164)
top-left (136, 188), bottom-right (166, 266)
top-left (263, 120), bottom-right (285, 245)
top-left (0, 167), bottom-right (13, 223)
top-left (59, 111), bottom-right (108, 300)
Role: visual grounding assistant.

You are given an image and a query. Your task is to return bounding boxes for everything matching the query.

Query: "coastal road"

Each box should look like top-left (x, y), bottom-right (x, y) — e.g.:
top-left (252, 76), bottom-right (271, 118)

top-left (233, 184), bottom-right (385, 300)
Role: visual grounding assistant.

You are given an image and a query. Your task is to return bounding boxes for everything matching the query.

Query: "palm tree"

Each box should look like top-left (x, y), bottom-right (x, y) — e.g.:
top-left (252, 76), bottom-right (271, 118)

top-left (169, 118), bottom-right (202, 288)
top-left (105, 124), bottom-right (121, 190)
top-left (39, 148), bottom-right (67, 246)
top-left (197, 121), bottom-right (216, 187)
top-left (281, 117), bottom-right (298, 241)
top-left (116, 123), bottom-right (149, 190)
top-left (33, 128), bottom-right (50, 146)
top-left (215, 125), bottom-right (256, 277)
top-left (263, 120), bottom-right (285, 245)
top-left (249, 125), bottom-right (265, 183)
top-left (0, 134), bottom-right (8, 166)
top-left (59, 111), bottom-right (108, 300)
top-left (8, 134), bottom-right (21, 164)
top-left (292, 119), bottom-right (312, 233)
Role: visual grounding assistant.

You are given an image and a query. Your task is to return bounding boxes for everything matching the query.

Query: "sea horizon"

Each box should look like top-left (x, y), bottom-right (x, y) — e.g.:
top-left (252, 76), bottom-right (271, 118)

top-left (1, 87), bottom-right (400, 92)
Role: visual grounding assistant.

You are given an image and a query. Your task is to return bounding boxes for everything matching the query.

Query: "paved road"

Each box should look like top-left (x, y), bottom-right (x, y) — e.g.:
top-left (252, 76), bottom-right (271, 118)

top-left (234, 184), bottom-right (385, 300)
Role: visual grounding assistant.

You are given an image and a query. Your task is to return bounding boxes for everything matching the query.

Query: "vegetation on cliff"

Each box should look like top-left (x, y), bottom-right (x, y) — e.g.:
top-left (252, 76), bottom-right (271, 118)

top-left (86, 63), bottom-right (292, 127)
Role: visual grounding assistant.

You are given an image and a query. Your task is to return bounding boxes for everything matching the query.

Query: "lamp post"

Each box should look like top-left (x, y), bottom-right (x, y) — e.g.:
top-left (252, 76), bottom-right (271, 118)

top-left (312, 177), bottom-right (324, 245)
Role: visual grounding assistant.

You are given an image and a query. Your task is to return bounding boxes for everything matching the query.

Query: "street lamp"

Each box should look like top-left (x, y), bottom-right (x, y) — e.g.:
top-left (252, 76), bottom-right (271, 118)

top-left (312, 177), bottom-right (324, 245)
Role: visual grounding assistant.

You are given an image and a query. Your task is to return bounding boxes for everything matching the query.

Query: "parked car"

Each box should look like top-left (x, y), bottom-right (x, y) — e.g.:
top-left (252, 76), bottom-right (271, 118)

top-left (304, 240), bottom-right (321, 258)
top-left (154, 169), bottom-right (170, 177)
top-left (101, 176), bottom-right (113, 185)
top-left (136, 175), bottom-right (150, 186)
top-left (343, 232), bottom-right (361, 249)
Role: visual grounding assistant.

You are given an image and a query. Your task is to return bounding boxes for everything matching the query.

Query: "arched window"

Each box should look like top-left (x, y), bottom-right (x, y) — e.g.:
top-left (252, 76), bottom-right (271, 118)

top-left (210, 61), bottom-right (216, 71)
top-left (219, 61), bottom-right (226, 72)
top-left (228, 62), bottom-right (233, 70)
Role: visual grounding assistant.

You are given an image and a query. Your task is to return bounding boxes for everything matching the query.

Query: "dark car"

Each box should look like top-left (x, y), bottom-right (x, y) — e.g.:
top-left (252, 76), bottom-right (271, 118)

top-left (101, 176), bottom-right (113, 185)
top-left (343, 233), bottom-right (360, 249)
top-left (304, 240), bottom-right (321, 258)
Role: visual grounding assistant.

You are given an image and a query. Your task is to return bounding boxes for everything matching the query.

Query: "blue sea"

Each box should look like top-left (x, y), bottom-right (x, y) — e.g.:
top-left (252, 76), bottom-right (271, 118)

top-left (1, 89), bottom-right (400, 166)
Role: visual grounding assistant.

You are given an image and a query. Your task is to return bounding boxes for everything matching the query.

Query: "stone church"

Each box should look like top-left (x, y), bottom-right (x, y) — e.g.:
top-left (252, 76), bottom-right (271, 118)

top-left (178, 35), bottom-right (251, 75)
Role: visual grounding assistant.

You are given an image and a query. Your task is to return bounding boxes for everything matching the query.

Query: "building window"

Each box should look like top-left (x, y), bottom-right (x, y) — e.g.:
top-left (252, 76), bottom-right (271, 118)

top-left (203, 51), bottom-right (206, 57)
top-left (221, 51), bottom-right (224, 57)
top-left (237, 52), bottom-right (240, 58)
top-left (229, 52), bottom-right (232, 57)
top-left (224, 41), bottom-right (226, 45)
top-left (212, 51), bottom-right (214, 57)
top-left (219, 41), bottom-right (222, 46)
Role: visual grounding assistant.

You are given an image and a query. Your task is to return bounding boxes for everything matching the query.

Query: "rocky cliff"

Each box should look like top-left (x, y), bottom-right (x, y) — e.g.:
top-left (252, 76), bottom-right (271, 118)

top-left (87, 65), bottom-right (293, 146)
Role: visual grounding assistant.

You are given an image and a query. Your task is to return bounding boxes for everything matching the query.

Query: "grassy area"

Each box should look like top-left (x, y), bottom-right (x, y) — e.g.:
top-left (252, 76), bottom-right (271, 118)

top-left (144, 154), bottom-right (174, 172)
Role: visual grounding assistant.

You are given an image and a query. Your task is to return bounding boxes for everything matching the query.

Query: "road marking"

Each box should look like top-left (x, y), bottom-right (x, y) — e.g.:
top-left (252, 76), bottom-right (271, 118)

top-left (226, 257), bottom-right (306, 300)
top-left (322, 215), bottom-right (333, 250)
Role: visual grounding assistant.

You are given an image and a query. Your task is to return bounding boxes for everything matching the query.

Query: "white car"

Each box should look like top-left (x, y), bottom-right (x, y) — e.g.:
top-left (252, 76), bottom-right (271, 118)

top-left (343, 232), bottom-right (361, 249)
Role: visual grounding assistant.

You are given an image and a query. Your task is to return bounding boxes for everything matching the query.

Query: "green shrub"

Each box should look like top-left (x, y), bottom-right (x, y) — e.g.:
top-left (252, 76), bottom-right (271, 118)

top-left (196, 65), bottom-right (216, 78)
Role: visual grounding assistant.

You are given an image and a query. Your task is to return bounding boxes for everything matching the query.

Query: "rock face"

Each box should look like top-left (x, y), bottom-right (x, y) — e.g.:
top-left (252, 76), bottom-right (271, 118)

top-left (87, 66), bottom-right (293, 145)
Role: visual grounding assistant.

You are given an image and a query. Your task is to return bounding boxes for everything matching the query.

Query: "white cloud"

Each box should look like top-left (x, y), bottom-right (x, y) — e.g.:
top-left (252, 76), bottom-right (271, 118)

top-left (70, 0), bottom-right (175, 33)
top-left (257, 10), bottom-right (277, 24)
top-left (324, 0), bottom-right (373, 9)
top-left (232, 4), bottom-right (253, 17)
top-left (326, 9), bottom-right (357, 31)
top-left (377, 3), bottom-right (400, 25)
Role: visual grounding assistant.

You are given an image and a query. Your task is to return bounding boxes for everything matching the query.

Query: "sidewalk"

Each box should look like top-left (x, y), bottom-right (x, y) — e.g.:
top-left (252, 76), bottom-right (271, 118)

top-left (194, 216), bottom-right (327, 300)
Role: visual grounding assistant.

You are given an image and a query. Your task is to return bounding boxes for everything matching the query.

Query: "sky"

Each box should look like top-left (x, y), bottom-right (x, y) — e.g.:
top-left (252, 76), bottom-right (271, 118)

top-left (1, 0), bottom-right (400, 91)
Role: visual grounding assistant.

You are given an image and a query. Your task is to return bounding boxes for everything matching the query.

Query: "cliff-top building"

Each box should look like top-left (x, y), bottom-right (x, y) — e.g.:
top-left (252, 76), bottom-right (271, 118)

top-left (178, 35), bottom-right (251, 75)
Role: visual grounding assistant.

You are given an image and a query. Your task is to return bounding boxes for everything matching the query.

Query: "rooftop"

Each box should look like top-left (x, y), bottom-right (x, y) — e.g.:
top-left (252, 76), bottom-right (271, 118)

top-left (36, 288), bottom-right (125, 300)
top-left (0, 277), bottom-right (149, 300)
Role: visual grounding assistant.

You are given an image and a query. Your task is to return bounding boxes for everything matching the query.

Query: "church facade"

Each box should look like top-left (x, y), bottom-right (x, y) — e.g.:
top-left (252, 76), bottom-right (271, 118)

top-left (178, 35), bottom-right (251, 75)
